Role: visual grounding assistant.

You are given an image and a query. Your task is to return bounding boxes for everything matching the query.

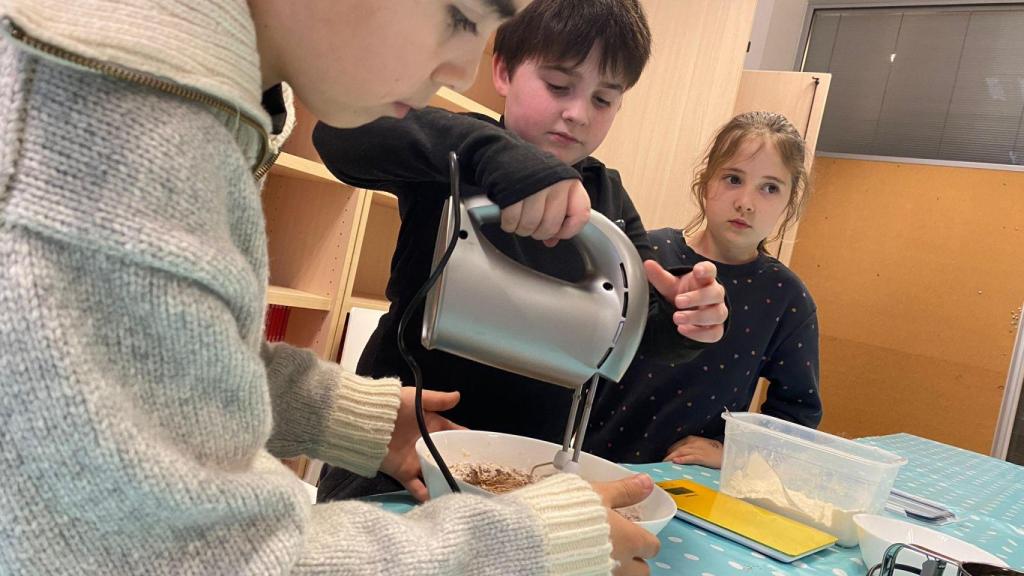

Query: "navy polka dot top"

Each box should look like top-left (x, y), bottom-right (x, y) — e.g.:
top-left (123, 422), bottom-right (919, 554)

top-left (582, 228), bottom-right (822, 463)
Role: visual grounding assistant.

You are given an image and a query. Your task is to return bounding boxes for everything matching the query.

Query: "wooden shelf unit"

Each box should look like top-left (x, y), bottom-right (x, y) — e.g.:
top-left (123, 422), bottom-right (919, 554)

top-left (261, 86), bottom-right (498, 362)
top-left (261, 172), bottom-right (358, 359)
top-left (270, 152), bottom-right (337, 184)
top-left (430, 87), bottom-right (499, 120)
top-left (347, 295), bottom-right (391, 312)
top-left (267, 285), bottom-right (332, 311)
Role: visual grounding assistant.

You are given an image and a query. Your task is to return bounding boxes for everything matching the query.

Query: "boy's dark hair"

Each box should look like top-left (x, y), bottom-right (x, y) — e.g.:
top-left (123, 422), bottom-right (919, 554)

top-left (493, 0), bottom-right (652, 89)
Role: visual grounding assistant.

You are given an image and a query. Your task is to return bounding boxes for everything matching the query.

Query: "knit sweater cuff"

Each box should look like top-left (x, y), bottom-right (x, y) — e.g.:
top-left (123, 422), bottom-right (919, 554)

top-left (310, 372), bottom-right (401, 476)
top-left (507, 474), bottom-right (613, 575)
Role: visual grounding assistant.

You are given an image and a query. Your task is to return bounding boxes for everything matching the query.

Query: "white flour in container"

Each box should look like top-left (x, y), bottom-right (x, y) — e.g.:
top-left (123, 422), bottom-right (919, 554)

top-left (722, 452), bottom-right (860, 546)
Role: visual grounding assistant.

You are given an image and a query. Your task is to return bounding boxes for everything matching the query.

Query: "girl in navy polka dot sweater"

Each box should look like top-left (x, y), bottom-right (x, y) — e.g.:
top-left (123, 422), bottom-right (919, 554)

top-left (584, 111), bottom-right (822, 467)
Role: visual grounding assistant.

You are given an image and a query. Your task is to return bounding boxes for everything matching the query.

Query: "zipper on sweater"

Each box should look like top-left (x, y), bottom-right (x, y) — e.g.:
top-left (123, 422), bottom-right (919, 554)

top-left (2, 17), bottom-right (277, 179)
top-left (253, 150), bottom-right (280, 180)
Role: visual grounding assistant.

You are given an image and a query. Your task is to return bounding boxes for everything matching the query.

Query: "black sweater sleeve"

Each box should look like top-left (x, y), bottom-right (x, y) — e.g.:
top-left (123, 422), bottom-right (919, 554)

top-left (612, 199), bottom-right (723, 366)
top-left (311, 107), bottom-right (580, 208)
top-left (614, 179), bottom-right (653, 261)
top-left (760, 310), bottom-right (822, 428)
top-left (639, 264), bottom-right (717, 365)
top-left (634, 228), bottom-right (735, 366)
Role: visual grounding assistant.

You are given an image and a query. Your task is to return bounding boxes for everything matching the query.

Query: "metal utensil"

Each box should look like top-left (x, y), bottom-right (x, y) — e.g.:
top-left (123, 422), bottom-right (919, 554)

top-left (868, 543), bottom-right (1020, 576)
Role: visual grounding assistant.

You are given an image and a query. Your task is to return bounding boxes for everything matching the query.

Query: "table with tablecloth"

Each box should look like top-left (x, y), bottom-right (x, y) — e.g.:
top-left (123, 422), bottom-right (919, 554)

top-left (363, 433), bottom-right (1024, 574)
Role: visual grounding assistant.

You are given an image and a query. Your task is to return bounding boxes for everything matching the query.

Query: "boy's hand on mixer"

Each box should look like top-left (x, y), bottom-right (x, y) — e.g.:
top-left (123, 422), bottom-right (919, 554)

top-left (500, 178), bottom-right (590, 247)
top-left (644, 260), bottom-right (728, 343)
top-left (591, 475), bottom-right (661, 575)
top-left (664, 436), bottom-right (724, 469)
top-left (381, 388), bottom-right (465, 502)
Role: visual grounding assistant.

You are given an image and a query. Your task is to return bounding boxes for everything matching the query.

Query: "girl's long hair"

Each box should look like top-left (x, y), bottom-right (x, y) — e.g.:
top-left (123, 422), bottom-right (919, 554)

top-left (684, 111), bottom-right (811, 254)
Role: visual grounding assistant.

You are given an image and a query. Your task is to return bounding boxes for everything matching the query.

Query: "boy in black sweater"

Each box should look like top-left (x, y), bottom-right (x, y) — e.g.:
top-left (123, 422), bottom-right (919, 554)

top-left (313, 0), bottom-right (728, 501)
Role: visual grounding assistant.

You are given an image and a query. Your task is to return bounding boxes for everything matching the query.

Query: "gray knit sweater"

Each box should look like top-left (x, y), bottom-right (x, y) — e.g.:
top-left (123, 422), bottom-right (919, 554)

top-left (0, 2), bottom-right (613, 574)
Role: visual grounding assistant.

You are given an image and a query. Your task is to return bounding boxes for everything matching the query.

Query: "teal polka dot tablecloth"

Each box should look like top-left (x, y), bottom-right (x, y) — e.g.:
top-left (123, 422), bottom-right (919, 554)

top-left (367, 433), bottom-right (1023, 574)
top-left (623, 433), bottom-right (1024, 575)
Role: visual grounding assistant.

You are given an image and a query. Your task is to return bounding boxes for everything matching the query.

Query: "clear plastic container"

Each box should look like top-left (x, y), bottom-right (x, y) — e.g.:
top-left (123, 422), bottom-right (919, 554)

top-left (719, 412), bottom-right (907, 547)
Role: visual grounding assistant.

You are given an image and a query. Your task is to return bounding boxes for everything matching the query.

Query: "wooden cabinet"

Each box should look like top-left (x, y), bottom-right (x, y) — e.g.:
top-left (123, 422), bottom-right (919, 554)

top-left (732, 70), bottom-right (831, 265)
top-left (594, 0), bottom-right (759, 230)
top-left (788, 158), bottom-right (1024, 453)
top-left (261, 99), bottom-right (357, 363)
top-left (263, 92), bottom-right (488, 362)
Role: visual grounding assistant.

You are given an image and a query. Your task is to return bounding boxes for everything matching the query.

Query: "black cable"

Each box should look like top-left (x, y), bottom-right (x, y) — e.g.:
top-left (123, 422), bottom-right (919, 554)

top-left (804, 76), bottom-right (821, 138)
top-left (868, 562), bottom-right (925, 576)
top-left (397, 151), bottom-right (463, 493)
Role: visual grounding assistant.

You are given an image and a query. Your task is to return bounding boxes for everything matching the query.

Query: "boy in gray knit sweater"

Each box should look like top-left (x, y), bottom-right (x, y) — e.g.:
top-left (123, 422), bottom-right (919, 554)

top-left (0, 0), bottom-right (659, 574)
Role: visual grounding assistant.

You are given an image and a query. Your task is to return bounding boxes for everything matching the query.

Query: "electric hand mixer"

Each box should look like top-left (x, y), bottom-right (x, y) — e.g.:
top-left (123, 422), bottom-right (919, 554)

top-left (408, 152), bottom-right (649, 490)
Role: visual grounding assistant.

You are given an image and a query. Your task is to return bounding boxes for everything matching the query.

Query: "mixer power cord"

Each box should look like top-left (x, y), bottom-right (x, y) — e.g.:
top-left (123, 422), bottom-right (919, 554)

top-left (396, 151), bottom-right (464, 493)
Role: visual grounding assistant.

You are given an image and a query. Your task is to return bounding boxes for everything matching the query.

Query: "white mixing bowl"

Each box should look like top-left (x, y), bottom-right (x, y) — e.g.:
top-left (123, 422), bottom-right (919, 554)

top-left (415, 429), bottom-right (677, 535)
top-left (854, 514), bottom-right (1008, 576)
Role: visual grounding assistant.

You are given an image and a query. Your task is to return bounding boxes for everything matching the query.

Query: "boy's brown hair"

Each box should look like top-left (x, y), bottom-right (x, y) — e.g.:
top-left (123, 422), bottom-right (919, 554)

top-left (493, 0), bottom-right (651, 89)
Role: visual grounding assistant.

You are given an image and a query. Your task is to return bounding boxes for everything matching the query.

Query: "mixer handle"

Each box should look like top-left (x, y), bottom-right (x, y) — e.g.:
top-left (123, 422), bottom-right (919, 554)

top-left (461, 195), bottom-right (640, 287)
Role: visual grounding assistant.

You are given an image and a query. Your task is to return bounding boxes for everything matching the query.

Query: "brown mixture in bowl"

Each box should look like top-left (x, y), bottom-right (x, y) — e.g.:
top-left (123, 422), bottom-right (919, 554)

top-left (449, 462), bottom-right (646, 522)
top-left (450, 462), bottom-right (536, 494)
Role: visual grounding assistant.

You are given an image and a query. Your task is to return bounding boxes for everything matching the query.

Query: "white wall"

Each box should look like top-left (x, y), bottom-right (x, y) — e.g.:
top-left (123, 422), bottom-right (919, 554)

top-left (744, 0), bottom-right (776, 69)
top-left (745, 0), bottom-right (809, 71)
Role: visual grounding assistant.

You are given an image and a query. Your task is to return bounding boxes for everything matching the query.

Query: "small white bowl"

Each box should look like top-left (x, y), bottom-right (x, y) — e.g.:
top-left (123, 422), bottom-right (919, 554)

top-left (854, 514), bottom-right (1008, 575)
top-left (415, 430), bottom-right (677, 535)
